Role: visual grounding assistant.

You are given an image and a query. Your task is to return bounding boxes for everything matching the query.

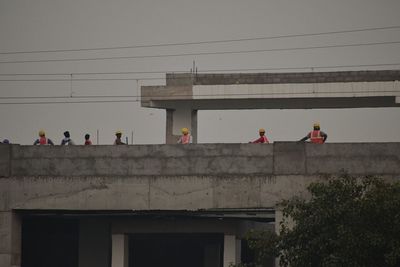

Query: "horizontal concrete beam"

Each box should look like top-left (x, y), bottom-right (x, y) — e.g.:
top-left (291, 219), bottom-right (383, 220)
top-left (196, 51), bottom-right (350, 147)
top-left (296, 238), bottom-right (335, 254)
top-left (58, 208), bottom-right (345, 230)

top-left (0, 143), bottom-right (399, 211)
top-left (3, 143), bottom-right (400, 177)
top-left (142, 71), bottom-right (400, 109)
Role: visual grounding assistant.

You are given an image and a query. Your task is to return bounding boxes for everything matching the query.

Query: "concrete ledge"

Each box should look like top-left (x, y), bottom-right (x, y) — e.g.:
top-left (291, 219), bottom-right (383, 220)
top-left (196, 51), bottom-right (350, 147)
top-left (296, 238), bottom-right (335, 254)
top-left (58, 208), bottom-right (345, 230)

top-left (273, 142), bottom-right (306, 175)
top-left (2, 143), bottom-right (400, 177)
top-left (10, 144), bottom-right (274, 176)
top-left (306, 143), bottom-right (400, 175)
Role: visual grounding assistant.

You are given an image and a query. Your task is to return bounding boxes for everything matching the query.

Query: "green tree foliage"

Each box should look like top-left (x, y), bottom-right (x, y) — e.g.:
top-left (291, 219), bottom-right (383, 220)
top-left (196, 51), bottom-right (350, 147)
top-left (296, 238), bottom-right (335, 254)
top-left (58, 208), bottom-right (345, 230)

top-left (279, 175), bottom-right (400, 267)
top-left (232, 175), bottom-right (400, 267)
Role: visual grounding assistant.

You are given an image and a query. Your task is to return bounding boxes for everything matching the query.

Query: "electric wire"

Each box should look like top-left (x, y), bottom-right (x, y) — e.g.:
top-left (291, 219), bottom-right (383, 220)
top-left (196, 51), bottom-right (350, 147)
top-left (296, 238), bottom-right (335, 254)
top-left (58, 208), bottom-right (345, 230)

top-left (0, 25), bottom-right (399, 55)
top-left (0, 40), bottom-right (399, 64)
top-left (1, 89), bottom-right (399, 105)
top-left (0, 63), bottom-right (399, 79)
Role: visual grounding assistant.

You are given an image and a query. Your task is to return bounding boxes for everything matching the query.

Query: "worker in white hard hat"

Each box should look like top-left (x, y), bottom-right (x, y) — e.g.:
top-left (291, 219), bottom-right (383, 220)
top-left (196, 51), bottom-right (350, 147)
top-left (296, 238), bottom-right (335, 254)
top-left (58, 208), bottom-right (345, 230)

top-left (250, 128), bottom-right (270, 143)
top-left (177, 127), bottom-right (192, 144)
top-left (299, 122), bottom-right (328, 144)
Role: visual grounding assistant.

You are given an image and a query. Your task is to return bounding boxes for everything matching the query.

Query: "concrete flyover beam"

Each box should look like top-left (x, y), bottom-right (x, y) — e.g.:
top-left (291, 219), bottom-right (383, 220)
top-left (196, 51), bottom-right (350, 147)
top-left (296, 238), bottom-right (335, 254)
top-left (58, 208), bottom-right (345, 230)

top-left (141, 70), bottom-right (400, 143)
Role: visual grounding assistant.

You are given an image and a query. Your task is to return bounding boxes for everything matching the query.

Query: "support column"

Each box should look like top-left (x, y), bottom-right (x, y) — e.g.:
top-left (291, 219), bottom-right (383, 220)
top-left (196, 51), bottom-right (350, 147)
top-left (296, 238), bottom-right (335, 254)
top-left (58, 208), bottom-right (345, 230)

top-left (0, 211), bottom-right (21, 267)
top-left (111, 234), bottom-right (128, 267)
top-left (165, 106), bottom-right (198, 144)
top-left (166, 109), bottom-right (176, 144)
top-left (275, 209), bottom-right (283, 267)
top-left (191, 109), bottom-right (198, 144)
top-left (223, 235), bottom-right (236, 267)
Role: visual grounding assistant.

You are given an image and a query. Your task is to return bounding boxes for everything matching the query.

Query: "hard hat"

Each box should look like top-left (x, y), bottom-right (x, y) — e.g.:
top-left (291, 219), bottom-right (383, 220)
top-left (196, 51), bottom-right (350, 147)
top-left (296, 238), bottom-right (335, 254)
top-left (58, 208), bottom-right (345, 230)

top-left (2, 139), bottom-right (9, 144)
top-left (38, 130), bottom-right (45, 136)
top-left (181, 127), bottom-right (189, 134)
top-left (115, 130), bottom-right (122, 135)
top-left (259, 128), bottom-right (266, 133)
top-left (313, 123), bottom-right (320, 128)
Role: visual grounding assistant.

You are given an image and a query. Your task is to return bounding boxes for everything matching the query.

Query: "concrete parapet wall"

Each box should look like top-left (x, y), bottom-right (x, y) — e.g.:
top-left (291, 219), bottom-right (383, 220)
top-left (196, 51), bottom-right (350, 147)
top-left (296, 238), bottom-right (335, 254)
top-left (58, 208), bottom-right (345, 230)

top-left (0, 142), bottom-right (399, 212)
top-left (192, 70), bottom-right (400, 85)
top-left (4, 142), bottom-right (400, 177)
top-left (9, 144), bottom-right (274, 176)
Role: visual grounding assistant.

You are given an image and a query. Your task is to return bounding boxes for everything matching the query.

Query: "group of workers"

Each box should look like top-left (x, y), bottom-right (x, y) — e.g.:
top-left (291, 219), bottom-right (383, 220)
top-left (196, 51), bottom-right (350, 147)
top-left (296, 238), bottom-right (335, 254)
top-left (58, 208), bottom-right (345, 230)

top-left (248, 122), bottom-right (327, 144)
top-left (1, 123), bottom-right (327, 146)
top-left (31, 130), bottom-right (92, 146)
top-left (30, 130), bottom-right (125, 145)
top-left (177, 122), bottom-right (327, 144)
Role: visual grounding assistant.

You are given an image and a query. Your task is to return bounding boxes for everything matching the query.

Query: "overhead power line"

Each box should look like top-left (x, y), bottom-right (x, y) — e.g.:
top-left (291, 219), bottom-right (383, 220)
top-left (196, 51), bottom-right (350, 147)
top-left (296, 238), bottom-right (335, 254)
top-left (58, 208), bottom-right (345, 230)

top-left (1, 89), bottom-right (399, 105)
top-left (0, 40), bottom-right (399, 64)
top-left (0, 25), bottom-right (399, 55)
top-left (0, 63), bottom-right (399, 81)
top-left (0, 99), bottom-right (141, 105)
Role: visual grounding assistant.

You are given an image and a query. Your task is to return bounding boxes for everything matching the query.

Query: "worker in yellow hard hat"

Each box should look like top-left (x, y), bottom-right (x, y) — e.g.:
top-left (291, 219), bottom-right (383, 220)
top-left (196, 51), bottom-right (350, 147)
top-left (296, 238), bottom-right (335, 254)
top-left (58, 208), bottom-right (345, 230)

top-left (177, 127), bottom-right (192, 144)
top-left (33, 130), bottom-right (54, 145)
top-left (299, 122), bottom-right (328, 144)
top-left (114, 130), bottom-right (125, 145)
top-left (250, 128), bottom-right (270, 143)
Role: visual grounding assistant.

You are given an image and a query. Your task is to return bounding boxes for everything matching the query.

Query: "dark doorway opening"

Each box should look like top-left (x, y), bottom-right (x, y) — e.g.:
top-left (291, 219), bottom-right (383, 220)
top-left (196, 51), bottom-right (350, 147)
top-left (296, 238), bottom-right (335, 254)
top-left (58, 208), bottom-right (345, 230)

top-left (129, 233), bottom-right (223, 267)
top-left (21, 217), bottom-right (79, 267)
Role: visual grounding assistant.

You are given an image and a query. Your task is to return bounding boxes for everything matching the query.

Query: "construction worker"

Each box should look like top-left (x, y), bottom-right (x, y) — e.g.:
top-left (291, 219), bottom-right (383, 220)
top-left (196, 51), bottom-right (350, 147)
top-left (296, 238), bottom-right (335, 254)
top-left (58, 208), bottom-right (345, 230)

top-left (33, 130), bottom-right (54, 145)
top-left (61, 131), bottom-right (75, 145)
top-left (114, 130), bottom-right (125, 145)
top-left (177, 127), bottom-right (192, 144)
top-left (250, 128), bottom-right (270, 143)
top-left (299, 122), bottom-right (328, 144)
top-left (84, 134), bottom-right (92, 145)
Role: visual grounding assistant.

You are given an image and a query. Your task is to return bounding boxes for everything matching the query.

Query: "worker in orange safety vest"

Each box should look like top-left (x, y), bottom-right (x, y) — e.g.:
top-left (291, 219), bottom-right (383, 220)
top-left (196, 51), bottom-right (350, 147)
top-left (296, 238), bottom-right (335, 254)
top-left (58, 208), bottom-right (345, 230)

top-left (33, 130), bottom-right (54, 145)
top-left (299, 123), bottom-right (328, 144)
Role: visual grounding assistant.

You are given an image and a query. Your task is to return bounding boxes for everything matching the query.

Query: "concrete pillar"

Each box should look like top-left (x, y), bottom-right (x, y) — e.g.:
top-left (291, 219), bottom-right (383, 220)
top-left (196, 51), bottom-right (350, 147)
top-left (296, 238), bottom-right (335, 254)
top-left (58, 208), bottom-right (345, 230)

top-left (223, 234), bottom-right (236, 267)
top-left (274, 209), bottom-right (283, 267)
top-left (165, 106), bottom-right (198, 144)
top-left (191, 109), bottom-right (198, 143)
top-left (235, 238), bottom-right (241, 264)
top-left (166, 109), bottom-right (176, 144)
top-left (0, 211), bottom-right (21, 267)
top-left (111, 234), bottom-right (128, 267)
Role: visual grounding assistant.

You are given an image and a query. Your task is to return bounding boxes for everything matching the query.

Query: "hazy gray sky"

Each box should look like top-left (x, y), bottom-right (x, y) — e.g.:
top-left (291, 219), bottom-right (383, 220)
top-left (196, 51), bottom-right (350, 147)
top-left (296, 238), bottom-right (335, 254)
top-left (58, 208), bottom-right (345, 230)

top-left (0, 0), bottom-right (399, 145)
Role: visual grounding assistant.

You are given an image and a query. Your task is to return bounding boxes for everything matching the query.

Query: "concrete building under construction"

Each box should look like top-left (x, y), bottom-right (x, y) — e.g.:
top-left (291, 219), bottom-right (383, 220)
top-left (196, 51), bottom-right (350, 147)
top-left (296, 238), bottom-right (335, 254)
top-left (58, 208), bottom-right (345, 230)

top-left (1, 70), bottom-right (400, 267)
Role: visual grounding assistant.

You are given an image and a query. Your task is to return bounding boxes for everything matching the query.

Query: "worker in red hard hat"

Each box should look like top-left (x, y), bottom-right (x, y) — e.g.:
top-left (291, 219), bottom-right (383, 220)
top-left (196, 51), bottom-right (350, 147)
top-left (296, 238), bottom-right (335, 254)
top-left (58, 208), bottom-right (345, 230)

top-left (250, 128), bottom-right (270, 143)
top-left (299, 123), bottom-right (328, 144)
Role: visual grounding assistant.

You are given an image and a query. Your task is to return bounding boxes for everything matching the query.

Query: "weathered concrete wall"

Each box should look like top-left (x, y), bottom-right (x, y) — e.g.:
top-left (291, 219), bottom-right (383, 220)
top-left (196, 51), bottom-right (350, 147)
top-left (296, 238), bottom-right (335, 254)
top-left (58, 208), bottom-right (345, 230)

top-left (166, 70), bottom-right (400, 86)
top-left (1, 142), bottom-right (400, 267)
top-left (196, 70), bottom-right (400, 85)
top-left (0, 142), bottom-right (399, 212)
top-left (4, 142), bottom-right (400, 177)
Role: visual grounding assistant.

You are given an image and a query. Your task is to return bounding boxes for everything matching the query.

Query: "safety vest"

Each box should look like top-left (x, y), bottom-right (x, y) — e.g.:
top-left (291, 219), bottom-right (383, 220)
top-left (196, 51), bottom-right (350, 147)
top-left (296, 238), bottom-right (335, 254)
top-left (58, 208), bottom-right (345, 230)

top-left (310, 130), bottom-right (324, 144)
top-left (39, 137), bottom-right (48, 145)
top-left (181, 134), bottom-right (191, 144)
